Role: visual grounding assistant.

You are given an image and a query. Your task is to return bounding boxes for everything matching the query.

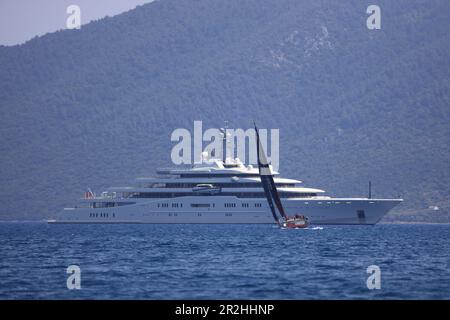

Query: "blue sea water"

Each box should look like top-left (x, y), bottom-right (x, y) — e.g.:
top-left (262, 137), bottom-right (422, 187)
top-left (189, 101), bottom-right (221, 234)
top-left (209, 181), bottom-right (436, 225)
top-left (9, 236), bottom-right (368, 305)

top-left (0, 223), bottom-right (449, 299)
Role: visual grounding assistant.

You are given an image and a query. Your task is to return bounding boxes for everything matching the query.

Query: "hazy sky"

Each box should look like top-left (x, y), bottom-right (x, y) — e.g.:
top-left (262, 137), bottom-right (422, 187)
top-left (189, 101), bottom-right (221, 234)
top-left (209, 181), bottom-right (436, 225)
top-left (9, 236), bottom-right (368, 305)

top-left (0, 0), bottom-right (154, 46)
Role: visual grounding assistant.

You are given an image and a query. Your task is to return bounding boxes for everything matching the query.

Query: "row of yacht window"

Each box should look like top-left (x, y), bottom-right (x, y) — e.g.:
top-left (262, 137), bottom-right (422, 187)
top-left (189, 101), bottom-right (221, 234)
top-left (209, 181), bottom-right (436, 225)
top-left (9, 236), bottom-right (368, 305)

top-left (89, 212), bottom-right (115, 218)
top-left (88, 201), bottom-right (265, 209)
top-left (126, 192), bottom-right (317, 198)
top-left (90, 202), bottom-right (135, 208)
top-left (157, 202), bottom-right (263, 208)
top-left (144, 182), bottom-right (294, 188)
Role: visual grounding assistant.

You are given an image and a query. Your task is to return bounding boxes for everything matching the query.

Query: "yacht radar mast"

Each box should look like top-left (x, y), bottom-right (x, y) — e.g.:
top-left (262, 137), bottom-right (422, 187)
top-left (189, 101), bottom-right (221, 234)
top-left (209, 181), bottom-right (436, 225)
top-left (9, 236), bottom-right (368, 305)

top-left (219, 120), bottom-right (232, 164)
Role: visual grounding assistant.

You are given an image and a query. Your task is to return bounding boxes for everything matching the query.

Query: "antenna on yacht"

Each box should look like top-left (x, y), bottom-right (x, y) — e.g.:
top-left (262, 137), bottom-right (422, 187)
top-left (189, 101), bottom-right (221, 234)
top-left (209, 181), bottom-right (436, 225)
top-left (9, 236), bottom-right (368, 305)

top-left (219, 121), bottom-right (230, 163)
top-left (368, 181), bottom-right (372, 199)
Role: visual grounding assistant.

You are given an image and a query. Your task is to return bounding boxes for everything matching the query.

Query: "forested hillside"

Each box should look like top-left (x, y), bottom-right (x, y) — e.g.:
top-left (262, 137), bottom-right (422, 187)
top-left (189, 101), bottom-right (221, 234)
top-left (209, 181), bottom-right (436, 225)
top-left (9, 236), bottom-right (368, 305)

top-left (0, 0), bottom-right (449, 221)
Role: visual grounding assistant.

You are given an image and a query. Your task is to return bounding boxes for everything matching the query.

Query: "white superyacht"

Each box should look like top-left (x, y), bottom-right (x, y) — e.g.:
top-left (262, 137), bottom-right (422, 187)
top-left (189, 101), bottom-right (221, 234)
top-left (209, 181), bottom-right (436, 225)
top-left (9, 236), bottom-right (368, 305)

top-left (50, 154), bottom-right (402, 225)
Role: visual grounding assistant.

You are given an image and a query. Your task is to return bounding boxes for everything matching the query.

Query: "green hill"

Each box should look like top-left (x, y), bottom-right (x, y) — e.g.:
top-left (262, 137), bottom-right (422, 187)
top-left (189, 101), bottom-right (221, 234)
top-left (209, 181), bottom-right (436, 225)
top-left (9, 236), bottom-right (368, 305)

top-left (0, 0), bottom-right (449, 222)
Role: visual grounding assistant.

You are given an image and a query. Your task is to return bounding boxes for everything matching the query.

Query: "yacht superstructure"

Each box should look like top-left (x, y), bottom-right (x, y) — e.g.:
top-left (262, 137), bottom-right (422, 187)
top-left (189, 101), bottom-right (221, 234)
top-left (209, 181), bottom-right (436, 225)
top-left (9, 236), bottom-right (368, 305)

top-left (50, 157), bottom-right (402, 224)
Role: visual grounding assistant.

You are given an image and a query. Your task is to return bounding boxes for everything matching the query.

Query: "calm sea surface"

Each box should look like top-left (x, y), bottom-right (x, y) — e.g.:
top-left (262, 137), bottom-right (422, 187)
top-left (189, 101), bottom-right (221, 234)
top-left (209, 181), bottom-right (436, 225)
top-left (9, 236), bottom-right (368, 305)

top-left (0, 223), bottom-right (449, 299)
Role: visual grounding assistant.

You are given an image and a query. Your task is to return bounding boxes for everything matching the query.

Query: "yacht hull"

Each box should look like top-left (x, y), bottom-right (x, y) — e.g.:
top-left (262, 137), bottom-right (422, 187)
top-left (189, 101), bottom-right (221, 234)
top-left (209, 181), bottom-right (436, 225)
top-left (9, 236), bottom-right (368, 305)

top-left (50, 197), bottom-right (402, 225)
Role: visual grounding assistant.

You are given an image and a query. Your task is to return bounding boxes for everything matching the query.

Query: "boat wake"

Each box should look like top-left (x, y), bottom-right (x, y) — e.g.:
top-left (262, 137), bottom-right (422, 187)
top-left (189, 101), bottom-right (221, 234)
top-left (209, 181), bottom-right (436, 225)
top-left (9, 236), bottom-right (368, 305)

top-left (277, 226), bottom-right (324, 230)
